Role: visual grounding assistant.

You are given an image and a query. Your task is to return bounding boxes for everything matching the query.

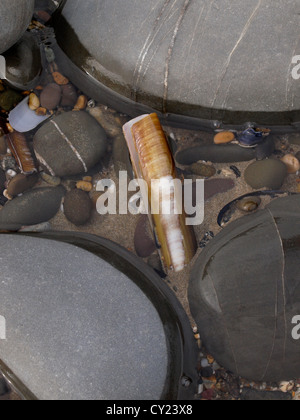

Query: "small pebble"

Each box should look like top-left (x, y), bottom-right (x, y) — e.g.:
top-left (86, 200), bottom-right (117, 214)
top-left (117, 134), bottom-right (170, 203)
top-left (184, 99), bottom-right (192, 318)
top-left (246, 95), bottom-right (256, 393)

top-left (281, 154), bottom-right (300, 174)
top-left (88, 106), bottom-right (122, 138)
top-left (60, 84), bottom-right (78, 108)
top-left (28, 93), bottom-right (40, 111)
top-left (40, 83), bottom-right (62, 110)
top-left (236, 196), bottom-right (261, 213)
top-left (40, 172), bottom-right (61, 187)
top-left (214, 131), bottom-right (235, 144)
top-left (63, 189), bottom-right (93, 226)
top-left (207, 355), bottom-right (215, 364)
top-left (44, 46), bottom-right (55, 63)
top-left (52, 71), bottom-right (69, 85)
top-left (7, 173), bottom-right (39, 196)
top-left (201, 359), bottom-right (210, 368)
top-left (190, 162), bottom-right (216, 178)
top-left (73, 95), bottom-right (88, 111)
top-left (76, 180), bottom-right (93, 192)
top-left (83, 176), bottom-right (93, 183)
top-left (3, 189), bottom-right (13, 200)
top-left (35, 107), bottom-right (47, 116)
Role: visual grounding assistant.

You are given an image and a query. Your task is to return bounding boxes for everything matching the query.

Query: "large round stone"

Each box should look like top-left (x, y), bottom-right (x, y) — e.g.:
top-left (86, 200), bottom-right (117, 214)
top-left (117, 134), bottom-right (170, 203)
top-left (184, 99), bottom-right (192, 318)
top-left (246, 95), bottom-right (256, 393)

top-left (0, 0), bottom-right (34, 54)
top-left (53, 0), bottom-right (300, 129)
top-left (0, 233), bottom-right (197, 400)
top-left (189, 194), bottom-right (300, 382)
top-left (33, 111), bottom-right (108, 177)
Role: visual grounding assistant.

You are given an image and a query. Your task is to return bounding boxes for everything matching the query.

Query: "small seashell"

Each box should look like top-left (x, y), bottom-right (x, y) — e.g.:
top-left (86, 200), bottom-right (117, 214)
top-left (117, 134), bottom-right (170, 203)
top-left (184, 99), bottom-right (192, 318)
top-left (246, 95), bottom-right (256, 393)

top-left (214, 131), bottom-right (235, 144)
top-left (28, 93), bottom-right (40, 111)
top-left (35, 107), bottom-right (47, 116)
top-left (73, 95), bottom-right (88, 111)
top-left (281, 154), bottom-right (300, 174)
top-left (238, 128), bottom-right (270, 148)
top-left (52, 71), bottom-right (69, 86)
top-left (237, 196), bottom-right (262, 213)
top-left (76, 180), bottom-right (93, 192)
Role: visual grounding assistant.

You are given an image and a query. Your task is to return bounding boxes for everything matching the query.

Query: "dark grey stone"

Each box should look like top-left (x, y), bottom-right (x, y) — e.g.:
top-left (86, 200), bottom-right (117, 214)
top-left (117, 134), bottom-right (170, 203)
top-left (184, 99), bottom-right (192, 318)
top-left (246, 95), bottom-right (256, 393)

top-left (0, 235), bottom-right (169, 400)
top-left (255, 136), bottom-right (275, 161)
top-left (53, 0), bottom-right (300, 128)
top-left (241, 389), bottom-right (292, 401)
top-left (3, 32), bottom-right (42, 91)
top-left (189, 195), bottom-right (300, 382)
top-left (0, 0), bottom-right (34, 54)
top-left (63, 189), bottom-right (93, 226)
top-left (176, 145), bottom-right (255, 165)
top-left (33, 111), bottom-right (107, 177)
top-left (0, 186), bottom-right (65, 230)
top-left (244, 159), bottom-right (287, 189)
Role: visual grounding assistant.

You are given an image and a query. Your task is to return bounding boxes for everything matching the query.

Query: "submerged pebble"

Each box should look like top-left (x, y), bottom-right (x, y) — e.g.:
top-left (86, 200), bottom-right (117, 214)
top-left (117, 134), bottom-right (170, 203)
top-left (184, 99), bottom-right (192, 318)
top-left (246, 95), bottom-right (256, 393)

top-left (280, 154), bottom-right (300, 174)
top-left (236, 196), bottom-right (261, 213)
top-left (244, 159), bottom-right (287, 190)
top-left (63, 189), bottom-right (93, 226)
top-left (76, 180), bottom-right (93, 192)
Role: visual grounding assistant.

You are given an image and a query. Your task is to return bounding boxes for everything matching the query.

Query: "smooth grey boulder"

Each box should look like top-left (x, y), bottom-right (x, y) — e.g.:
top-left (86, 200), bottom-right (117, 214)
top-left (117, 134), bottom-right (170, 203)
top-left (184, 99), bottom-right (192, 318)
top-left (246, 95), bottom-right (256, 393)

top-left (33, 112), bottom-right (107, 177)
top-left (0, 0), bottom-right (34, 54)
top-left (54, 0), bottom-right (300, 128)
top-left (244, 159), bottom-right (287, 189)
top-left (189, 194), bottom-right (300, 382)
top-left (0, 234), bottom-right (197, 400)
top-left (0, 186), bottom-right (65, 230)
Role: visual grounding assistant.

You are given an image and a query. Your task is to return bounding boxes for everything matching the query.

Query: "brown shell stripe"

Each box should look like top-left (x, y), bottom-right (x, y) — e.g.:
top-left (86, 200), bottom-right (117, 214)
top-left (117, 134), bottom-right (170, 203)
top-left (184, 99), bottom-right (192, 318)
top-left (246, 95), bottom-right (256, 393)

top-left (6, 132), bottom-right (37, 174)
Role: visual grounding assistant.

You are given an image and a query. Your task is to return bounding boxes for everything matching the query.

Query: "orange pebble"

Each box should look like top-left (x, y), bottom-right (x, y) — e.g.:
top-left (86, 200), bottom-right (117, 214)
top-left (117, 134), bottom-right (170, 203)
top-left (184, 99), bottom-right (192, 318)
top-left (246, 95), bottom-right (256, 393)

top-left (52, 72), bottom-right (69, 86)
top-left (214, 131), bottom-right (235, 144)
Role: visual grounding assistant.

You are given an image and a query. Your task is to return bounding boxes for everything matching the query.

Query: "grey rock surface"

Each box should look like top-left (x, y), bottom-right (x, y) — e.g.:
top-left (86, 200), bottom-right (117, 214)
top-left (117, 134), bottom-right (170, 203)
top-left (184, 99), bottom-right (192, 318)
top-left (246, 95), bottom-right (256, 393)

top-left (0, 235), bottom-right (168, 400)
top-left (33, 111), bottom-right (107, 177)
top-left (189, 194), bottom-right (300, 382)
top-left (54, 0), bottom-right (300, 126)
top-left (0, 186), bottom-right (65, 230)
top-left (0, 0), bottom-right (34, 54)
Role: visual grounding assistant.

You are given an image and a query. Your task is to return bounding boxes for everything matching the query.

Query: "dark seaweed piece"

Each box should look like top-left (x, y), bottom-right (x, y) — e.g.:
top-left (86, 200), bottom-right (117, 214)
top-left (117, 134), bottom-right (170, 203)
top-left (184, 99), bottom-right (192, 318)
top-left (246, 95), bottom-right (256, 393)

top-left (217, 190), bottom-right (296, 227)
top-left (230, 165), bottom-right (241, 178)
